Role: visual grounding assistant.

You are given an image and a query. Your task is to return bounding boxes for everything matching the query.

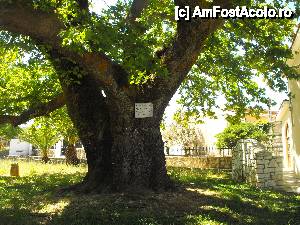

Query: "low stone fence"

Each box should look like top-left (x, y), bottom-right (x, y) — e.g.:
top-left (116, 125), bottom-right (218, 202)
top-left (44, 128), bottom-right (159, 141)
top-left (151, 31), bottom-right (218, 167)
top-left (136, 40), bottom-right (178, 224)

top-left (232, 140), bottom-right (283, 189)
top-left (166, 156), bottom-right (232, 169)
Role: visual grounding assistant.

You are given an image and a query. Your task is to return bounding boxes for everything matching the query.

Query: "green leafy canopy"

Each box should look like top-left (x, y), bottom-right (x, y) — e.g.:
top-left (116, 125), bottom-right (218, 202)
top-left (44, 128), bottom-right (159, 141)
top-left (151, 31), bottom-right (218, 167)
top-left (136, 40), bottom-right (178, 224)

top-left (216, 121), bottom-right (272, 148)
top-left (0, 33), bottom-right (61, 116)
top-left (177, 1), bottom-right (299, 122)
top-left (0, 0), bottom-right (299, 124)
top-left (20, 117), bottom-right (61, 154)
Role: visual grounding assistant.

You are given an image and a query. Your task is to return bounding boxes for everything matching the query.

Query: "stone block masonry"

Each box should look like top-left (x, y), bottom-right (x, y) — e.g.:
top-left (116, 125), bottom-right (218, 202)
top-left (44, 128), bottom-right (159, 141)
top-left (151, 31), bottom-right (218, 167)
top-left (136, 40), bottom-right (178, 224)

top-left (254, 152), bottom-right (283, 188)
top-left (166, 156), bottom-right (232, 169)
top-left (232, 139), bottom-right (283, 189)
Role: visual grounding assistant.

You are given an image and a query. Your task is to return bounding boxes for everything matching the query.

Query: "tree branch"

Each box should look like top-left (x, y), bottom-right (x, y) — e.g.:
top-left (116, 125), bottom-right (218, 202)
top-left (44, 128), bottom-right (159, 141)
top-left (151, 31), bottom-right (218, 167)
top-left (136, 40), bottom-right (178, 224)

top-left (0, 1), bottom-right (123, 91)
top-left (0, 1), bottom-right (63, 47)
top-left (153, 0), bottom-right (232, 107)
top-left (0, 93), bottom-right (65, 126)
top-left (127, 0), bottom-right (149, 22)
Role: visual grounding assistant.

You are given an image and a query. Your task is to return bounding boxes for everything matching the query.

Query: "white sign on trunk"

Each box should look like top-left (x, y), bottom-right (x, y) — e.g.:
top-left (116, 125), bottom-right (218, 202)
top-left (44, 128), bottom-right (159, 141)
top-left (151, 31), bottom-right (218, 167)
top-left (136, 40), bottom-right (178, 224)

top-left (135, 103), bottom-right (153, 118)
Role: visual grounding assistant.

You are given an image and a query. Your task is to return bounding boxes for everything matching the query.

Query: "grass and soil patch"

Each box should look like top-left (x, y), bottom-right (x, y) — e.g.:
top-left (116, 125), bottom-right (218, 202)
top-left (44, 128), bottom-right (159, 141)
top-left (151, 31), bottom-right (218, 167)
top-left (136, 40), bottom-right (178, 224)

top-left (0, 159), bottom-right (299, 225)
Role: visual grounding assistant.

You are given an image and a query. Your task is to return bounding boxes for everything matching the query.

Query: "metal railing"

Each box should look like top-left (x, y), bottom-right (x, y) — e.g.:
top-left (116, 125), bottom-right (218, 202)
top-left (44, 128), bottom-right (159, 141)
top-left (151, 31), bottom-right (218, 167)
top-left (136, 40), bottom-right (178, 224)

top-left (165, 146), bottom-right (232, 157)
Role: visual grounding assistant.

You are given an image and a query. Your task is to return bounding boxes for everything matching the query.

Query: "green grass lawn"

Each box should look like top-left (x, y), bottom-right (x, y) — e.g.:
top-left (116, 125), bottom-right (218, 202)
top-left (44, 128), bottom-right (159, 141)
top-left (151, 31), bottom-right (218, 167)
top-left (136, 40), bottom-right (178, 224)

top-left (0, 159), bottom-right (299, 225)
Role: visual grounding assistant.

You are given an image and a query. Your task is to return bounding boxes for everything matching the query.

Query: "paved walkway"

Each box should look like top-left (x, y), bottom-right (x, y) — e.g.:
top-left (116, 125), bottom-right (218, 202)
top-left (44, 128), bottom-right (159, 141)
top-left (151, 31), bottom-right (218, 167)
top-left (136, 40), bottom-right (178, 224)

top-left (276, 169), bottom-right (300, 194)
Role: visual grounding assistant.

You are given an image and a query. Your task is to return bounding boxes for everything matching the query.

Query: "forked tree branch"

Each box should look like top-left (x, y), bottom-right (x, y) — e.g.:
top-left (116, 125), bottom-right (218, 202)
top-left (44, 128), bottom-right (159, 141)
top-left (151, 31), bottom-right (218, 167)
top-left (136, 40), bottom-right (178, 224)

top-left (0, 93), bottom-right (65, 126)
top-left (0, 0), bottom-right (123, 91)
top-left (153, 0), bottom-right (232, 105)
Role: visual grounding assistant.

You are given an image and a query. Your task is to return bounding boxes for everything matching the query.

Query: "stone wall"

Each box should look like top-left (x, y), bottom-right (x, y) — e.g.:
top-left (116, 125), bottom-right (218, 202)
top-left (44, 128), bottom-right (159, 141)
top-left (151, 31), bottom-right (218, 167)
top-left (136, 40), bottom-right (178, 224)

top-left (232, 139), bottom-right (283, 188)
top-left (254, 151), bottom-right (283, 188)
top-left (166, 156), bottom-right (232, 169)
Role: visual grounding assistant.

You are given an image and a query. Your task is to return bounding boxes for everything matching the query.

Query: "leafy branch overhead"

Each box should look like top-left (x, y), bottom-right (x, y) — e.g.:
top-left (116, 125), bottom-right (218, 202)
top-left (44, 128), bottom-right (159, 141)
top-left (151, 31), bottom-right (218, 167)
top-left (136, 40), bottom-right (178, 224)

top-left (178, 15), bottom-right (299, 122)
top-left (0, 0), bottom-right (298, 124)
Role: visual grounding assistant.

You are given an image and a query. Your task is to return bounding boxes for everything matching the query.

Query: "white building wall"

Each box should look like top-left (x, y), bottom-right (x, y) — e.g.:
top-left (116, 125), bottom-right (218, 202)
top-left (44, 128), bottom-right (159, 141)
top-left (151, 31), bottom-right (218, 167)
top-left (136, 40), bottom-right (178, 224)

top-left (285, 30), bottom-right (300, 175)
top-left (277, 103), bottom-right (293, 169)
top-left (197, 116), bottom-right (229, 146)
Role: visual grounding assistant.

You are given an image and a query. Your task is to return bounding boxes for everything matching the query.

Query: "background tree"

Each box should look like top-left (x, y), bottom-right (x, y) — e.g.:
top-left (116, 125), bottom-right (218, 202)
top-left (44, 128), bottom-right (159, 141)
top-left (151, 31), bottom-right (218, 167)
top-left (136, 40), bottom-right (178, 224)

top-left (0, 34), bottom-right (62, 121)
top-left (0, 0), bottom-right (298, 192)
top-left (0, 124), bottom-right (20, 153)
top-left (162, 112), bottom-right (205, 150)
top-left (20, 117), bottom-right (61, 163)
top-left (52, 107), bottom-right (80, 165)
top-left (0, 44), bottom-right (79, 163)
top-left (216, 122), bottom-right (271, 148)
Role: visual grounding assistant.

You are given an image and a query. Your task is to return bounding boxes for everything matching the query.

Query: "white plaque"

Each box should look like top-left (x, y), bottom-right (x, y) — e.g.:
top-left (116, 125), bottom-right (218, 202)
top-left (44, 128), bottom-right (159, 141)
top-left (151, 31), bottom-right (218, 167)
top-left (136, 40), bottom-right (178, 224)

top-left (135, 103), bottom-right (153, 118)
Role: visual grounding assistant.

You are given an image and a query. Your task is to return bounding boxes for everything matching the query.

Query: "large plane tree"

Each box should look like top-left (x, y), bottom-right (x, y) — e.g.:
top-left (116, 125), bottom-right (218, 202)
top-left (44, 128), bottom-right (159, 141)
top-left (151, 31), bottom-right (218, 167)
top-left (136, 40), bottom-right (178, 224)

top-left (0, 0), bottom-right (299, 192)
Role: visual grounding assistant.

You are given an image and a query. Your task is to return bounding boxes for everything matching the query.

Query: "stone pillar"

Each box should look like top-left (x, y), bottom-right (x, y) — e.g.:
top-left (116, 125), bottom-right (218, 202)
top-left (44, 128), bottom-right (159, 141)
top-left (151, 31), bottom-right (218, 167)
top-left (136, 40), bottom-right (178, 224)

top-left (232, 141), bottom-right (245, 181)
top-left (232, 139), bottom-right (283, 189)
top-left (254, 151), bottom-right (283, 188)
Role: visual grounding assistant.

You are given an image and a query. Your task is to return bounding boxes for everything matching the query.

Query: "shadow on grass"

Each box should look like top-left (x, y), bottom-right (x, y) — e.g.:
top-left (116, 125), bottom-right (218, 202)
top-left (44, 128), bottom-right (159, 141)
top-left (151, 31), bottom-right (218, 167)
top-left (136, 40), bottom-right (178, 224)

top-left (0, 172), bottom-right (84, 225)
top-left (0, 167), bottom-right (299, 225)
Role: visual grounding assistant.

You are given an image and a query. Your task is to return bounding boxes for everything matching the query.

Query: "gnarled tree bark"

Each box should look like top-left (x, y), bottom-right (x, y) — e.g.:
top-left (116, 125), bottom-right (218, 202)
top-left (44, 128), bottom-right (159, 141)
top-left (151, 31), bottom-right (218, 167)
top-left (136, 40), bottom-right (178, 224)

top-left (50, 52), bottom-right (171, 192)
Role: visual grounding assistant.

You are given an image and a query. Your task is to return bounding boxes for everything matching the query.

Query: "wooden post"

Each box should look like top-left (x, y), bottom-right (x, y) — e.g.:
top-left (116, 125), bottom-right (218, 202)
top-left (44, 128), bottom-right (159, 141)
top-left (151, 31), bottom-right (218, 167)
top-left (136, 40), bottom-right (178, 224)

top-left (10, 163), bottom-right (19, 177)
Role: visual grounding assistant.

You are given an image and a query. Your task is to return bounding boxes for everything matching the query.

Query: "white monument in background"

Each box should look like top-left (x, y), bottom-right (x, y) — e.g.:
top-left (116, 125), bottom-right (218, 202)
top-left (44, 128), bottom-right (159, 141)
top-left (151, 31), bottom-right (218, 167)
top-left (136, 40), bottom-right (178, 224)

top-left (9, 139), bottom-right (32, 156)
top-left (8, 139), bottom-right (65, 157)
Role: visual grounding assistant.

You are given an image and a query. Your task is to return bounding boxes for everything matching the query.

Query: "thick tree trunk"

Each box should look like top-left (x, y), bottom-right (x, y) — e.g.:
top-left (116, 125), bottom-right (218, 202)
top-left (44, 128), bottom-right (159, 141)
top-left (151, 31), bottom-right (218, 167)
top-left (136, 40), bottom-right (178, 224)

top-left (52, 53), bottom-right (171, 192)
top-left (62, 78), bottom-right (171, 192)
top-left (66, 90), bottom-right (171, 192)
top-left (109, 123), bottom-right (172, 191)
top-left (78, 119), bottom-right (172, 192)
top-left (61, 76), bottom-right (114, 192)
